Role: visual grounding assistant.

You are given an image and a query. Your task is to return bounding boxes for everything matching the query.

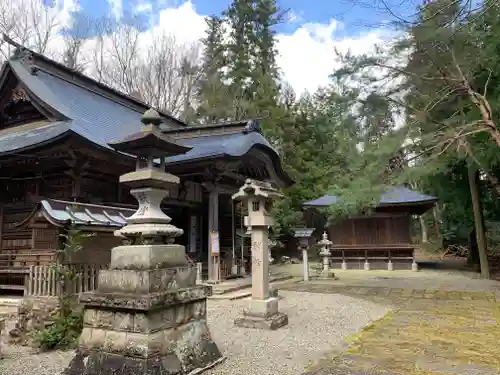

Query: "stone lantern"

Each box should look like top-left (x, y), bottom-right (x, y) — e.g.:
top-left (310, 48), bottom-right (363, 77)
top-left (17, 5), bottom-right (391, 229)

top-left (65, 109), bottom-right (223, 375)
top-left (293, 228), bottom-right (315, 281)
top-left (232, 179), bottom-right (288, 330)
top-left (318, 231), bottom-right (333, 279)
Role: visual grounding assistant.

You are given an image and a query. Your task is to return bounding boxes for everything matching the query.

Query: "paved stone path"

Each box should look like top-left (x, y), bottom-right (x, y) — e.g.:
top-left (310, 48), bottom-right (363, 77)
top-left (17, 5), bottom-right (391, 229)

top-left (280, 282), bottom-right (500, 375)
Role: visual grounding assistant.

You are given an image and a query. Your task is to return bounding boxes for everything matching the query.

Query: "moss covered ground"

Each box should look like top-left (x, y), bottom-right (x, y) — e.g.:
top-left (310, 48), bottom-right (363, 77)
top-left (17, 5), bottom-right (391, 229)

top-left (281, 283), bottom-right (500, 375)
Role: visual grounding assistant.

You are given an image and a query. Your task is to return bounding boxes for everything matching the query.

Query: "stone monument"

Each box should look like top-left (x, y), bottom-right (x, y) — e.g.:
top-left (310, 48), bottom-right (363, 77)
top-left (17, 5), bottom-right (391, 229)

top-left (232, 179), bottom-right (288, 330)
top-left (64, 109), bottom-right (223, 375)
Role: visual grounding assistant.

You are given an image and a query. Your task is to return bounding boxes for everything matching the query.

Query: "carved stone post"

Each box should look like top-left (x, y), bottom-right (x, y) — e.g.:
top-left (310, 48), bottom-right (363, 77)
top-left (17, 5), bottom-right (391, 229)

top-left (232, 179), bottom-right (288, 330)
top-left (64, 109), bottom-right (223, 375)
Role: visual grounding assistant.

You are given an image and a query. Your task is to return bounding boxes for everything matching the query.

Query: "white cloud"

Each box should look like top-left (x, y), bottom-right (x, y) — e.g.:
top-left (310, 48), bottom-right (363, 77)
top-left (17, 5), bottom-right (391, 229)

top-left (16, 0), bottom-right (394, 97)
top-left (277, 19), bottom-right (391, 95)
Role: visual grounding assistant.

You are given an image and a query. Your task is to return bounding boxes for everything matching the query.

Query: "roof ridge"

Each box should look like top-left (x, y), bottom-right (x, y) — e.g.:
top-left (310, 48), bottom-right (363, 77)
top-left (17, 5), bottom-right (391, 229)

top-left (163, 118), bottom-right (264, 136)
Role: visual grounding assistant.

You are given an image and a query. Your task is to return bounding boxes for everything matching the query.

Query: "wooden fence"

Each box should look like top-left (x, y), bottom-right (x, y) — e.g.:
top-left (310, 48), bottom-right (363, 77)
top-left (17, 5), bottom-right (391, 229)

top-left (25, 264), bottom-right (108, 297)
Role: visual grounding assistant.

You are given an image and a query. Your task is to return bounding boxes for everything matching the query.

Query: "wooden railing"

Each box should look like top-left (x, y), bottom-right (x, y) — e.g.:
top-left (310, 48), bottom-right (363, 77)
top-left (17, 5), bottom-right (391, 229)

top-left (25, 264), bottom-right (108, 297)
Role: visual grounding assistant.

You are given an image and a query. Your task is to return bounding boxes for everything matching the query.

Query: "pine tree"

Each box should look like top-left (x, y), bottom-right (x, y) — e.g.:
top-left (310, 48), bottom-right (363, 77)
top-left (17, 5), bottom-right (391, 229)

top-left (196, 16), bottom-right (232, 122)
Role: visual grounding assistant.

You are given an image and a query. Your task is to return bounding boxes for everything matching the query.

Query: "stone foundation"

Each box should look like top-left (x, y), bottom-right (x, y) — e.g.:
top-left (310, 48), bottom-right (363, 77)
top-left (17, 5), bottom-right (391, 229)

top-left (234, 297), bottom-right (288, 331)
top-left (234, 312), bottom-right (288, 330)
top-left (8, 296), bottom-right (63, 344)
top-left (64, 245), bottom-right (223, 375)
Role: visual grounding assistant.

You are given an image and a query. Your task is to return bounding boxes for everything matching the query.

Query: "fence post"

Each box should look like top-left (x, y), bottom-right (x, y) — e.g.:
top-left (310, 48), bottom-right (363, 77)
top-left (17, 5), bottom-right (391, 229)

top-left (27, 266), bottom-right (33, 296)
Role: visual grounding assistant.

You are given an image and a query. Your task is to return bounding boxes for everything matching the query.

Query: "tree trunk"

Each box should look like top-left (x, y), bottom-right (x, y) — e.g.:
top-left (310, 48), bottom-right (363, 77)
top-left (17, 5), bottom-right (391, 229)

top-left (467, 164), bottom-right (490, 278)
top-left (419, 215), bottom-right (429, 243)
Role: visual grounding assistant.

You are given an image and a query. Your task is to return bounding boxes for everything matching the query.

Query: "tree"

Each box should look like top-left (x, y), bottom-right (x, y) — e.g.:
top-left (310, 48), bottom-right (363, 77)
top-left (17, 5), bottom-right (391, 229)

top-left (330, 0), bottom-right (500, 277)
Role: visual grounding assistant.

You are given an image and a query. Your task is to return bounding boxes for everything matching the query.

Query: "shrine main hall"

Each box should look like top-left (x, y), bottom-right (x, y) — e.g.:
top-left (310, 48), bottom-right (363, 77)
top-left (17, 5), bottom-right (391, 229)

top-left (0, 40), bottom-right (292, 292)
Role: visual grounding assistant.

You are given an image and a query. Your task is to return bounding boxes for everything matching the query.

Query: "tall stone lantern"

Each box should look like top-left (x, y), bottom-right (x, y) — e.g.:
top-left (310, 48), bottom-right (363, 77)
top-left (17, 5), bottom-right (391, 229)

top-left (65, 109), bottom-right (223, 375)
top-left (232, 179), bottom-right (288, 330)
top-left (318, 231), bottom-right (333, 279)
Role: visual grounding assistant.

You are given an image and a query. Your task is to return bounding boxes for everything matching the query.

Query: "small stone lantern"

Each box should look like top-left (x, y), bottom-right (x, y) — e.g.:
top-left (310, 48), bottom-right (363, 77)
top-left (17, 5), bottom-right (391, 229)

top-left (232, 179), bottom-right (288, 330)
top-left (318, 231), bottom-right (333, 279)
top-left (293, 228), bottom-right (315, 281)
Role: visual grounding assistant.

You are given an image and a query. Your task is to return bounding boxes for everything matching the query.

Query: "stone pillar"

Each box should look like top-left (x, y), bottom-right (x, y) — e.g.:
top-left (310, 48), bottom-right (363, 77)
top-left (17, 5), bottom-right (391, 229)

top-left (232, 179), bottom-right (288, 330)
top-left (302, 247), bottom-right (309, 282)
top-left (196, 262), bottom-right (203, 284)
top-left (388, 260), bottom-right (394, 271)
top-left (251, 228), bottom-right (269, 299)
top-left (64, 109), bottom-right (223, 375)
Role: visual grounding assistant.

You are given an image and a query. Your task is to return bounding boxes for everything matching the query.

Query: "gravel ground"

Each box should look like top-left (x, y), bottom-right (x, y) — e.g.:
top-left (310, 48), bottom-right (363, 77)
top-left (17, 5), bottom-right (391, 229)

top-left (0, 290), bottom-right (389, 375)
top-left (203, 291), bottom-right (390, 375)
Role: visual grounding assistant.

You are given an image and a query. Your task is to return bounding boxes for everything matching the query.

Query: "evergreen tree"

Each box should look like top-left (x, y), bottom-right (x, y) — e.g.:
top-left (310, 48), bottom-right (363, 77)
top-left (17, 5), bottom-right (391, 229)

top-left (196, 16), bottom-right (232, 122)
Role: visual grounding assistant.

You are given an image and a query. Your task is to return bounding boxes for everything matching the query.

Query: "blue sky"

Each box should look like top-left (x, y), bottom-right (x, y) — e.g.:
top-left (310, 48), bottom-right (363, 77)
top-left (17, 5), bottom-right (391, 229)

top-left (73, 0), bottom-right (416, 37)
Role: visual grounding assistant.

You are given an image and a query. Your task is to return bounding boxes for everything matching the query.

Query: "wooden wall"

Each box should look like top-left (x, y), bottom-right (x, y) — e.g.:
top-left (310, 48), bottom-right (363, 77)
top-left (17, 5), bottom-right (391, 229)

top-left (328, 214), bottom-right (411, 247)
top-left (68, 233), bottom-right (122, 266)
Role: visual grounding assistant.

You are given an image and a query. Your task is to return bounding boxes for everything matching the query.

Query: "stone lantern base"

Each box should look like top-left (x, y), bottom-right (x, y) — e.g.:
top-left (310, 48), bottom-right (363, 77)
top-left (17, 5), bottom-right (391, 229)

top-left (234, 297), bottom-right (288, 330)
top-left (63, 244), bottom-right (223, 375)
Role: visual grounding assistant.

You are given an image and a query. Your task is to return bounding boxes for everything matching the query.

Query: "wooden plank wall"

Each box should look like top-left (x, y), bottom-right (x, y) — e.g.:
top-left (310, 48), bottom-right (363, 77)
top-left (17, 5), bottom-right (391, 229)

top-left (328, 215), bottom-right (411, 246)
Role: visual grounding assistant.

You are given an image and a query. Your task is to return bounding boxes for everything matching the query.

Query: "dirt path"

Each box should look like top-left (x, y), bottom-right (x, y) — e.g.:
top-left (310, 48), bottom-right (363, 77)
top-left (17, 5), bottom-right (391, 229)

top-left (280, 282), bottom-right (500, 375)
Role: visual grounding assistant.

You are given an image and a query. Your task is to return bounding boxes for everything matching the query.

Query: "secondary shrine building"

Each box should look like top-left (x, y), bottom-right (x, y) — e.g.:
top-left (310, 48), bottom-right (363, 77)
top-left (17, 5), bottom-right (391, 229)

top-left (0, 42), bottom-right (292, 293)
top-left (303, 187), bottom-right (437, 270)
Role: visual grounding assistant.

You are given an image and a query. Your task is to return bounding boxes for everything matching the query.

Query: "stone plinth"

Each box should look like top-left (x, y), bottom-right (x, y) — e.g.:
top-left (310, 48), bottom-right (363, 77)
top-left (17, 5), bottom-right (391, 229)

top-left (64, 244), bottom-right (223, 375)
top-left (234, 297), bottom-right (288, 330)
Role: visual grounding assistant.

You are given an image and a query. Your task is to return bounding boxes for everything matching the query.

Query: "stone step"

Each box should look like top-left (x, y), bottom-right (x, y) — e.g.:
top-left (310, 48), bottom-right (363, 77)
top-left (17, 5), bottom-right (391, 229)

top-left (208, 277), bottom-right (301, 300)
top-left (206, 273), bottom-right (293, 295)
top-left (0, 298), bottom-right (21, 308)
top-left (209, 291), bottom-right (252, 300)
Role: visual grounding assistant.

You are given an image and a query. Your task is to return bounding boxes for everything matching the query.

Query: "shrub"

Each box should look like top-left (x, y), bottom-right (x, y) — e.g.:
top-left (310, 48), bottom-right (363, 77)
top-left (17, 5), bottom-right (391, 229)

top-left (35, 310), bottom-right (83, 351)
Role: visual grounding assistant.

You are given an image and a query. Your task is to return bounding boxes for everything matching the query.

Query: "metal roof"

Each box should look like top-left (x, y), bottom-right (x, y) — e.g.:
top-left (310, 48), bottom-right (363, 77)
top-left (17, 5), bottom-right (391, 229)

top-left (168, 132), bottom-right (273, 163)
top-left (39, 199), bottom-right (135, 228)
top-left (302, 186), bottom-right (437, 207)
top-left (0, 48), bottom-right (293, 187)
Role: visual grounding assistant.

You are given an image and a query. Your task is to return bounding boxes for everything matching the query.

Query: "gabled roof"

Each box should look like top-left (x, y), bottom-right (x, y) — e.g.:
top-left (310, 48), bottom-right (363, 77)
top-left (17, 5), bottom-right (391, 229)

top-left (0, 40), bottom-right (293, 187)
top-left (303, 186), bottom-right (437, 208)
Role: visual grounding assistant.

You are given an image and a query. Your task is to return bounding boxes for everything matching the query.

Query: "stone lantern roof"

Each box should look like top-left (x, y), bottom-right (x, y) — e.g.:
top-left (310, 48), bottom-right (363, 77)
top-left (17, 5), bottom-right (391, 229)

top-left (232, 178), bottom-right (283, 201)
top-left (108, 108), bottom-right (192, 158)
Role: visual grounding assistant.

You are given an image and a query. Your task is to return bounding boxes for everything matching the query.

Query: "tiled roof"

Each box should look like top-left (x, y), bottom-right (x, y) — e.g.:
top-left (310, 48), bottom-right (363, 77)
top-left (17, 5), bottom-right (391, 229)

top-left (302, 186), bottom-right (437, 207)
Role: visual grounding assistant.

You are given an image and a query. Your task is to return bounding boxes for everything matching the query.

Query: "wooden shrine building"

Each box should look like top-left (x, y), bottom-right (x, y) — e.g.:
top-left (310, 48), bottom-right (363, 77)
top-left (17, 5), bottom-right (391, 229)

top-left (303, 187), bottom-right (437, 270)
top-left (0, 39), bottom-right (292, 293)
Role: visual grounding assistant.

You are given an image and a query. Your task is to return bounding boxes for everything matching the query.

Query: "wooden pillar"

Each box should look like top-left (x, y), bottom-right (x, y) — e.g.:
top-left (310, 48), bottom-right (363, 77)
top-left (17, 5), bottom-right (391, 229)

top-left (0, 203), bottom-right (3, 251)
top-left (207, 188), bottom-right (219, 281)
top-left (231, 200), bottom-right (238, 275)
top-left (240, 203), bottom-right (246, 275)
